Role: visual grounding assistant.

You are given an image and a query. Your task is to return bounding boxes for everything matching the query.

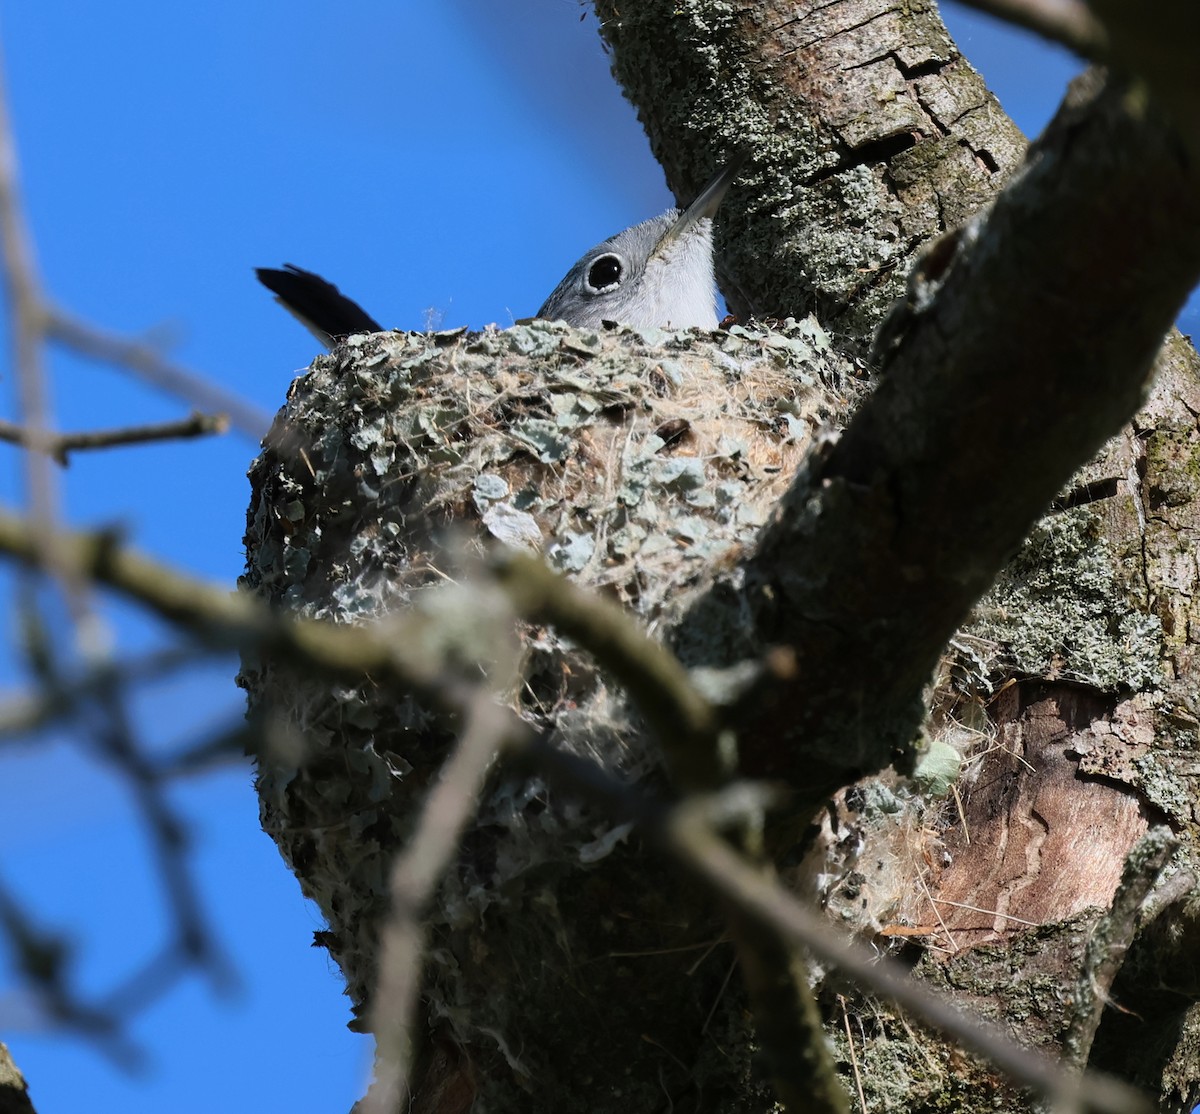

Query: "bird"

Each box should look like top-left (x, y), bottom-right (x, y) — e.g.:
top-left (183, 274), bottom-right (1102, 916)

top-left (256, 157), bottom-right (744, 343)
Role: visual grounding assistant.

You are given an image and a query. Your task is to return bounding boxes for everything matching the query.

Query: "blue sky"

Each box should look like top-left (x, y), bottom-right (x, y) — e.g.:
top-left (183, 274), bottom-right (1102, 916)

top-left (0, 3), bottom-right (1172, 1111)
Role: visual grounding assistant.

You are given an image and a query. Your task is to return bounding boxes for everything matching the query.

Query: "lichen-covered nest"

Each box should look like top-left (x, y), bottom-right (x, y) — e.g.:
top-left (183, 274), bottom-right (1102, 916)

top-left (239, 318), bottom-right (862, 1110)
top-left (245, 317), bottom-right (853, 619)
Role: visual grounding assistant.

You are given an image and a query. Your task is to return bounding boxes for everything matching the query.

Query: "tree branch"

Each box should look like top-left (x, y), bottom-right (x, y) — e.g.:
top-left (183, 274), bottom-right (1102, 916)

top-left (950, 0), bottom-right (1107, 57)
top-left (45, 309), bottom-right (270, 439)
top-left (3, 502), bottom-right (1147, 1112)
top-left (493, 550), bottom-right (847, 1113)
top-left (492, 550), bottom-right (725, 790)
top-left (0, 505), bottom-right (470, 694)
top-left (0, 644), bottom-right (213, 741)
top-left (690, 71), bottom-right (1200, 802)
top-left (0, 412), bottom-right (229, 465)
top-left (362, 694), bottom-right (514, 1114)
top-left (0, 1041), bottom-right (37, 1114)
top-left (1063, 828), bottom-right (1180, 1066)
top-left (954, 0), bottom-right (1200, 164)
top-left (592, 0), bottom-right (1027, 334)
top-left (661, 796), bottom-right (1152, 1114)
top-left (0, 53), bottom-right (88, 616)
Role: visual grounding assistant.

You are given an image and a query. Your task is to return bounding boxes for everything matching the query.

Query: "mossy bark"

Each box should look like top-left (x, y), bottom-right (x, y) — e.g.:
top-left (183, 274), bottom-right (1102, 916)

top-left (592, 0), bottom-right (1025, 336)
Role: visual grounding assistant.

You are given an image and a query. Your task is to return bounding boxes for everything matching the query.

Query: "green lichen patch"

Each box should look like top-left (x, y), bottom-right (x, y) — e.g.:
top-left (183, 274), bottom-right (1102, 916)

top-left (967, 507), bottom-right (1162, 693)
top-left (1146, 423), bottom-right (1200, 510)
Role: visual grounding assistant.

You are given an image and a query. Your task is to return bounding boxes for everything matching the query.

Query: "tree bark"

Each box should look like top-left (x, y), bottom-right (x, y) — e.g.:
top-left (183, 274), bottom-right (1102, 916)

top-left (593, 0), bottom-right (1025, 335)
top-left (242, 2), bottom-right (1200, 1111)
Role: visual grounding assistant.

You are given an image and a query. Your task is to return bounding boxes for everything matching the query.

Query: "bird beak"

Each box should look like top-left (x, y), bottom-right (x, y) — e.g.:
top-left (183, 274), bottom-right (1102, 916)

top-left (652, 153), bottom-right (748, 257)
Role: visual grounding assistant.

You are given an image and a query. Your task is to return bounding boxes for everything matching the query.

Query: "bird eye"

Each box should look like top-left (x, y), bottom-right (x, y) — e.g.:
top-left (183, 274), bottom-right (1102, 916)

top-left (584, 254), bottom-right (623, 293)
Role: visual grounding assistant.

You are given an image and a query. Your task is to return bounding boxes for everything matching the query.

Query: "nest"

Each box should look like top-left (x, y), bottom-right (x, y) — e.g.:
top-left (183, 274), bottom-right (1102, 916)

top-left (239, 318), bottom-right (863, 1110)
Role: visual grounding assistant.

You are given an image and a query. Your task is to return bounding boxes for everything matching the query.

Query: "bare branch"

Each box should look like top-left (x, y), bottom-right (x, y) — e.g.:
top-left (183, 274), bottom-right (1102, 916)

top-left (706, 71), bottom-right (1200, 803)
top-left (0, 644), bottom-right (218, 741)
top-left (1007, 0), bottom-right (1200, 161)
top-left (150, 718), bottom-right (258, 778)
top-left (0, 412), bottom-right (229, 465)
top-left (0, 53), bottom-right (54, 502)
top-left (85, 673), bottom-right (237, 993)
top-left (3, 500), bottom-right (1145, 1110)
top-left (492, 550), bottom-right (846, 1112)
top-left (6, 591), bottom-right (237, 1027)
top-left (0, 53), bottom-right (267, 455)
top-left (0, 54), bottom-right (89, 620)
top-left (662, 796), bottom-right (1154, 1114)
top-left (722, 895), bottom-right (850, 1114)
top-left (363, 694), bottom-right (514, 1114)
top-left (0, 877), bottom-right (140, 1068)
top-left (1064, 828), bottom-right (1180, 1066)
top-left (492, 550), bottom-right (724, 790)
top-left (45, 309), bottom-right (270, 440)
top-left (0, 505), bottom-right (497, 705)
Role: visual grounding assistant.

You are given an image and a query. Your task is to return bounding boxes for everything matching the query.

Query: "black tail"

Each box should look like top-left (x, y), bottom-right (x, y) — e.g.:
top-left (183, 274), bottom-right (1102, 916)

top-left (256, 264), bottom-right (382, 347)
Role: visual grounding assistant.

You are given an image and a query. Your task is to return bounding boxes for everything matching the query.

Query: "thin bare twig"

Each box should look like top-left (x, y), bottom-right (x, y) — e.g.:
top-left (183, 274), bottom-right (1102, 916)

top-left (0, 55), bottom-right (267, 454)
top-left (725, 894), bottom-right (850, 1114)
top-left (492, 549), bottom-right (845, 1113)
top-left (951, 0), bottom-right (1108, 58)
top-left (0, 643), bottom-right (217, 741)
top-left (363, 693), bottom-right (513, 1114)
top-left (4, 591), bottom-right (237, 1039)
top-left (0, 411), bottom-right (229, 464)
top-left (0, 54), bottom-right (53, 511)
top-left (0, 876), bottom-right (140, 1068)
top-left (840, 995), bottom-right (867, 1114)
top-left (0, 504), bottom-right (469, 696)
top-left (83, 670), bottom-right (236, 995)
top-left (491, 549), bottom-right (724, 789)
top-left (45, 309), bottom-right (270, 439)
top-left (0, 54), bottom-right (91, 625)
top-left (151, 718), bottom-right (258, 778)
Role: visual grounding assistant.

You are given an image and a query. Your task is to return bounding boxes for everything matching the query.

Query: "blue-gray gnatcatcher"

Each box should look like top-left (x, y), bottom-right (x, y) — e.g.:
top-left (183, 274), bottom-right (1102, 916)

top-left (257, 159), bottom-right (743, 343)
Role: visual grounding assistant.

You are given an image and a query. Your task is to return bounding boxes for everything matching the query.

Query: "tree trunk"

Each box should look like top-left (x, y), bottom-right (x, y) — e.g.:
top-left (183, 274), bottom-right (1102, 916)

top-left (241, 2), bottom-right (1200, 1111)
